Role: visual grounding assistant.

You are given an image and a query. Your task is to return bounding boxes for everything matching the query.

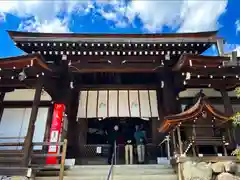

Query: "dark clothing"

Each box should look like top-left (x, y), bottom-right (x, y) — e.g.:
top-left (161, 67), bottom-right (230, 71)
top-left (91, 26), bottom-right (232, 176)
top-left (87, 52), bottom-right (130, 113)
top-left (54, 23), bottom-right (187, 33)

top-left (108, 144), bottom-right (114, 165)
top-left (108, 131), bottom-right (120, 145)
top-left (134, 130), bottom-right (146, 145)
top-left (124, 128), bottom-right (135, 145)
top-left (107, 130), bottom-right (120, 165)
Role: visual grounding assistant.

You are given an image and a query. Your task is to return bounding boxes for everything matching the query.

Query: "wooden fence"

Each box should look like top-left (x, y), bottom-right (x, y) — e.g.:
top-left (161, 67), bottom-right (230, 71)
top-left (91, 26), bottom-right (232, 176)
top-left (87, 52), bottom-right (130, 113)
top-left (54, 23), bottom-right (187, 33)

top-left (0, 137), bottom-right (67, 180)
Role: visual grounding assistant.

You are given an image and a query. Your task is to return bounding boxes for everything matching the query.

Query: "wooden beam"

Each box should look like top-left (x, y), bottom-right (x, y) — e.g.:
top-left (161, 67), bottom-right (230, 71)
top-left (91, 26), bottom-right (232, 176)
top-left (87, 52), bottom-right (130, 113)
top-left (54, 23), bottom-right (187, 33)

top-left (179, 97), bottom-right (240, 105)
top-left (69, 56), bottom-right (163, 73)
top-left (0, 79), bottom-right (36, 88)
top-left (77, 84), bottom-right (157, 90)
top-left (71, 67), bottom-right (161, 73)
top-left (185, 79), bottom-right (240, 88)
top-left (3, 101), bottom-right (51, 108)
top-left (180, 67), bottom-right (240, 75)
top-left (22, 80), bottom-right (43, 166)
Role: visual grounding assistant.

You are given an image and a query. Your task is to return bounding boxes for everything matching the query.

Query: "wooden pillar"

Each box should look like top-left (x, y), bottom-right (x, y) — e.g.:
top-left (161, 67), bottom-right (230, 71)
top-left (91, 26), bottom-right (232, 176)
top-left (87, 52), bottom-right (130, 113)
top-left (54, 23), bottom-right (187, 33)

top-left (43, 104), bottom-right (54, 152)
top-left (176, 126), bottom-right (183, 155)
top-left (172, 130), bottom-right (177, 155)
top-left (22, 81), bottom-right (43, 166)
top-left (155, 87), bottom-right (165, 144)
top-left (0, 92), bottom-right (5, 123)
top-left (220, 88), bottom-right (237, 146)
top-left (220, 89), bottom-right (234, 115)
top-left (162, 70), bottom-right (180, 115)
top-left (151, 117), bottom-right (159, 144)
top-left (216, 38), bottom-right (224, 56)
top-left (66, 90), bottom-right (79, 158)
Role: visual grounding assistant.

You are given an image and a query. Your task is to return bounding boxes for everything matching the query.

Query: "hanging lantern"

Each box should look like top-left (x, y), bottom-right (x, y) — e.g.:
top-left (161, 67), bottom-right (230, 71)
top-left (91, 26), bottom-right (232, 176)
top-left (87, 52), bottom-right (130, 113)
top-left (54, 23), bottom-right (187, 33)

top-left (202, 111), bottom-right (207, 118)
top-left (41, 89), bottom-right (45, 96)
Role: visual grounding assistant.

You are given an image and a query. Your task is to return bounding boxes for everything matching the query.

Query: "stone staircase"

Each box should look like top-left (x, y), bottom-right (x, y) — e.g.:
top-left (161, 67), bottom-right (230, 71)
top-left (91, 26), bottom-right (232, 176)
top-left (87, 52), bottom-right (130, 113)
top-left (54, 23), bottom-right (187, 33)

top-left (35, 164), bottom-right (177, 180)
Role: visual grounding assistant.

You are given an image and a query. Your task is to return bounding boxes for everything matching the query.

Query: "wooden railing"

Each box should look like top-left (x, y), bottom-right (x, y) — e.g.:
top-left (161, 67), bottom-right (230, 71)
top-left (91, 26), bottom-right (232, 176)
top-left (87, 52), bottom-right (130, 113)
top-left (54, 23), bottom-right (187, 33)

top-left (166, 125), bottom-right (232, 180)
top-left (0, 137), bottom-right (68, 180)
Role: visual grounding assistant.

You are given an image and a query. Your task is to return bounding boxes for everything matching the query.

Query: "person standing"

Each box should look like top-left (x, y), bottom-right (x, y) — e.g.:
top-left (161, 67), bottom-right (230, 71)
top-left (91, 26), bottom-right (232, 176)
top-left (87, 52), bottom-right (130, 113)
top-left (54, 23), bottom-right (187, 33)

top-left (134, 125), bottom-right (147, 164)
top-left (107, 125), bottom-right (120, 165)
top-left (124, 126), bottom-right (134, 164)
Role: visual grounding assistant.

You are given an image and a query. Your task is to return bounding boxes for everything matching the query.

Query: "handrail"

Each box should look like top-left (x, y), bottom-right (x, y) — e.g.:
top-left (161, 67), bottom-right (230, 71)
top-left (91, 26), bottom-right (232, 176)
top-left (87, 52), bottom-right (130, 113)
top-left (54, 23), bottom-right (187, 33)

top-left (59, 139), bottom-right (68, 180)
top-left (183, 142), bottom-right (192, 155)
top-left (29, 139), bottom-right (68, 180)
top-left (106, 141), bottom-right (116, 180)
top-left (158, 135), bottom-right (171, 159)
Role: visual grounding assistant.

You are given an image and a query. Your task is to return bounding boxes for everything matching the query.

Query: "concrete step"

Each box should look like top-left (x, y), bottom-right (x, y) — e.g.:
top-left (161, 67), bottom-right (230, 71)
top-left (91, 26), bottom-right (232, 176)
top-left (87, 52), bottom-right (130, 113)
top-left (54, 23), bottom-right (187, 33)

top-left (66, 169), bottom-right (175, 176)
top-left (37, 168), bottom-right (174, 176)
top-left (36, 164), bottom-right (177, 180)
top-left (35, 174), bottom-right (177, 180)
top-left (69, 164), bottom-right (172, 170)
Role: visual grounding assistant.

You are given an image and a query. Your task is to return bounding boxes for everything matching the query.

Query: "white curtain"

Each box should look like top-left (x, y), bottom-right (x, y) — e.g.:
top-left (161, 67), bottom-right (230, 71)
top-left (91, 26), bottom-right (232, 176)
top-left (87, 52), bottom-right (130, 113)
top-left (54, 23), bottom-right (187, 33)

top-left (119, 91), bottom-right (129, 117)
top-left (149, 90), bottom-right (158, 117)
top-left (77, 90), bottom-right (159, 119)
top-left (129, 90), bottom-right (140, 117)
top-left (78, 91), bottom-right (87, 118)
top-left (97, 91), bottom-right (108, 118)
top-left (109, 91), bottom-right (118, 117)
top-left (139, 90), bottom-right (151, 118)
top-left (87, 91), bottom-right (98, 118)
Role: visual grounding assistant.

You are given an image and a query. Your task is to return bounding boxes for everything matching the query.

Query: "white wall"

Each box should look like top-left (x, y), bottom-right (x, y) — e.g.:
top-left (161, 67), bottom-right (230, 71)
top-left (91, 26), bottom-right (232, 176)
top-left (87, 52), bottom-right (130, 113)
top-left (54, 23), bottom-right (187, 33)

top-left (0, 108), bottom-right (49, 150)
top-left (4, 89), bottom-right (52, 101)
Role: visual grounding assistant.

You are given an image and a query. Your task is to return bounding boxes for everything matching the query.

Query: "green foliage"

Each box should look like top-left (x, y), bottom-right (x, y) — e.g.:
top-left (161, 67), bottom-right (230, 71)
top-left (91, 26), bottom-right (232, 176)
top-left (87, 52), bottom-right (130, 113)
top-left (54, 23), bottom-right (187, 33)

top-left (235, 87), bottom-right (240, 98)
top-left (232, 148), bottom-right (240, 160)
top-left (230, 112), bottom-right (240, 126)
top-left (231, 87), bottom-right (240, 159)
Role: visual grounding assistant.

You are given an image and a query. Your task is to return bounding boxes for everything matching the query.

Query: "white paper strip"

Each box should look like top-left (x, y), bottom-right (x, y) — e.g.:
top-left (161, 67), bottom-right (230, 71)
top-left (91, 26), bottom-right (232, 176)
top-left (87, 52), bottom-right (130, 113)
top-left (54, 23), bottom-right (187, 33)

top-left (139, 90), bottom-right (151, 118)
top-left (119, 91), bottom-right (129, 117)
top-left (87, 91), bottom-right (98, 118)
top-left (97, 91), bottom-right (108, 118)
top-left (109, 91), bottom-right (118, 117)
top-left (77, 90), bottom-right (159, 119)
top-left (77, 91), bottom-right (87, 118)
top-left (149, 90), bottom-right (158, 118)
top-left (129, 90), bottom-right (140, 117)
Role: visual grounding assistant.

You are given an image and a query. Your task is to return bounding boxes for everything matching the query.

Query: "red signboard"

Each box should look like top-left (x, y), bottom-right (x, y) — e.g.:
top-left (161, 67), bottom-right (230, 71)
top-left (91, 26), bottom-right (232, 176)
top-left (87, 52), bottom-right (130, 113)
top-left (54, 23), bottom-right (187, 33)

top-left (46, 104), bottom-right (65, 164)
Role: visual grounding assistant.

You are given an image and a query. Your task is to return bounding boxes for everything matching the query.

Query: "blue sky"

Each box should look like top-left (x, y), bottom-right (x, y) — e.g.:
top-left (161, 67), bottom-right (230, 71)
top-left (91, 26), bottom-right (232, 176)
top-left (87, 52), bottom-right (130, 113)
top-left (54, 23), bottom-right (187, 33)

top-left (0, 0), bottom-right (239, 58)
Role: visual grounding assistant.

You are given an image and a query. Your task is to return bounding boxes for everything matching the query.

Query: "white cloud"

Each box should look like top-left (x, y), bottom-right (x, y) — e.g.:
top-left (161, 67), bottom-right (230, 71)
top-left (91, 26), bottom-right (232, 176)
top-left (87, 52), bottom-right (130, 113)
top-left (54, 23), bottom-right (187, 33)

top-left (97, 0), bottom-right (228, 32)
top-left (18, 18), bottom-right (70, 33)
top-left (0, 0), bottom-right (228, 33)
top-left (0, 0), bottom-right (90, 33)
top-left (0, 12), bottom-right (5, 22)
top-left (224, 43), bottom-right (240, 54)
top-left (236, 20), bottom-right (240, 34)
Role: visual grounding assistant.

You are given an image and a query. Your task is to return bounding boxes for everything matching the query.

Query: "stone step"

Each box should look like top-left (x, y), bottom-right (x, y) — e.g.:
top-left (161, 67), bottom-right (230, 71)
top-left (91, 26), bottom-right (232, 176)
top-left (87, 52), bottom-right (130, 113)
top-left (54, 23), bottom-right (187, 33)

top-left (36, 164), bottom-right (175, 177)
top-left (69, 164), bottom-right (172, 170)
top-left (35, 174), bottom-right (177, 180)
top-left (37, 168), bottom-right (174, 176)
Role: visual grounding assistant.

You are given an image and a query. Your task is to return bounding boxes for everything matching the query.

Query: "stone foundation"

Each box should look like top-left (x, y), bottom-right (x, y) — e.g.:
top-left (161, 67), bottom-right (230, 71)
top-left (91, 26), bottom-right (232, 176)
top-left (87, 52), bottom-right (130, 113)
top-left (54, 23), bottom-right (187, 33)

top-left (182, 161), bottom-right (240, 180)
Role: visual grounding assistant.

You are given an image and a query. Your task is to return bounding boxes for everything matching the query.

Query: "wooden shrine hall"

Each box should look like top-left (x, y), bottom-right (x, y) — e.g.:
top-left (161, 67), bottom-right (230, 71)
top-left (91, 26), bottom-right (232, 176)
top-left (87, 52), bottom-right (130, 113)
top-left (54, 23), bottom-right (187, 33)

top-left (0, 30), bottom-right (239, 169)
top-left (159, 94), bottom-right (234, 157)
